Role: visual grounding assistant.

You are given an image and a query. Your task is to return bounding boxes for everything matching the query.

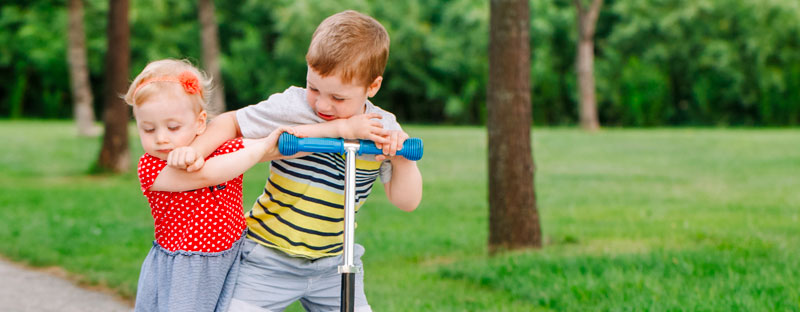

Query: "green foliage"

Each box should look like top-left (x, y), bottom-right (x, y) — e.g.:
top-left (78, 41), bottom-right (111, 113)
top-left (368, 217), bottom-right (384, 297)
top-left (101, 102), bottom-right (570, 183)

top-left (3, 0), bottom-right (800, 125)
top-left (0, 3), bottom-right (69, 118)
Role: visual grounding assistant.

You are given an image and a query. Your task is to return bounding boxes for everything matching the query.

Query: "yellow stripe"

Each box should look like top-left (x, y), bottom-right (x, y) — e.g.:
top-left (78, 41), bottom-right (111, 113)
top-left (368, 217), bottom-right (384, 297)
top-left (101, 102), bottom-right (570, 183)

top-left (355, 157), bottom-right (382, 170)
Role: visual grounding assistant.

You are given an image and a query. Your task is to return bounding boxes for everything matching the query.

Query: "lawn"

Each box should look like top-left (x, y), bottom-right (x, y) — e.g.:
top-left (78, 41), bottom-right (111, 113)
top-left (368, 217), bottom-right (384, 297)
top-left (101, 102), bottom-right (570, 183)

top-left (2, 120), bottom-right (799, 311)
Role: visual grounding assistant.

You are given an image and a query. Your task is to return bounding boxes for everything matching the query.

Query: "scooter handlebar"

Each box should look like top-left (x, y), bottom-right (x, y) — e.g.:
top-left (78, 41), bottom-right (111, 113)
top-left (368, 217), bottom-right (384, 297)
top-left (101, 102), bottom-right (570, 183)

top-left (278, 132), bottom-right (423, 161)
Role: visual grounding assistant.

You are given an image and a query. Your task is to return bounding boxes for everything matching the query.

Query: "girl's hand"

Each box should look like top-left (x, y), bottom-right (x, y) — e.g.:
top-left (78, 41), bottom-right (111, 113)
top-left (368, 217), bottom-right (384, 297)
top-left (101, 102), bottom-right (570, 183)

top-left (374, 130), bottom-right (409, 161)
top-left (248, 126), bottom-right (300, 161)
top-left (167, 146), bottom-right (205, 172)
top-left (340, 113), bottom-right (388, 143)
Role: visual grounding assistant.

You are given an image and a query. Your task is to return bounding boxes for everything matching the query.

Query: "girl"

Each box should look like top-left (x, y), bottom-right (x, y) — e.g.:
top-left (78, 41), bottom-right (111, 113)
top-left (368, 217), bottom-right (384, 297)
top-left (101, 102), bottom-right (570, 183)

top-left (125, 59), bottom-right (290, 312)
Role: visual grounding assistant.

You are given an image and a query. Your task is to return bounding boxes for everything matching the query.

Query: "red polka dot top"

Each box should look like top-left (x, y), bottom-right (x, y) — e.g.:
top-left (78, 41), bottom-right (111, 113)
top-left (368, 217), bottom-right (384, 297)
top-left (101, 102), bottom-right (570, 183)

top-left (137, 139), bottom-right (246, 253)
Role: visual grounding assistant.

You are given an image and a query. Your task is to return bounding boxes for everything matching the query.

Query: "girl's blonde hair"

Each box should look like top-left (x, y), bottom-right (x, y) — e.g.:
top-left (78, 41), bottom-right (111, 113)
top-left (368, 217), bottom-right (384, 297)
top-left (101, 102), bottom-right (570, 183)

top-left (125, 59), bottom-right (213, 114)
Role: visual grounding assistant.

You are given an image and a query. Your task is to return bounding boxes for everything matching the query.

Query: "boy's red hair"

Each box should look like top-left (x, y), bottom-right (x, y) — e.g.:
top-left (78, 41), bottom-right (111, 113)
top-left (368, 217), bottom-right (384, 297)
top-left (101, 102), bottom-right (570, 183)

top-left (306, 10), bottom-right (390, 87)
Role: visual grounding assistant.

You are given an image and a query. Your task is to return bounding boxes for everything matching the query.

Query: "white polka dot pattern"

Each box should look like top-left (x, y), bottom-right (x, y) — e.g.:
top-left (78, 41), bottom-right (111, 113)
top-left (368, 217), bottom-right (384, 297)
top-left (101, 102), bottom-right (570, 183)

top-left (137, 139), bottom-right (246, 253)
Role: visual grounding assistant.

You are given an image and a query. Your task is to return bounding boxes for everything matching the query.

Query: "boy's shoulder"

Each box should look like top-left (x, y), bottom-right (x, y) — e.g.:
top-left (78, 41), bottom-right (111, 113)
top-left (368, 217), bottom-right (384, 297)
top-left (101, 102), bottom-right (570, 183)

top-left (257, 86), bottom-right (306, 106)
top-left (365, 100), bottom-right (402, 131)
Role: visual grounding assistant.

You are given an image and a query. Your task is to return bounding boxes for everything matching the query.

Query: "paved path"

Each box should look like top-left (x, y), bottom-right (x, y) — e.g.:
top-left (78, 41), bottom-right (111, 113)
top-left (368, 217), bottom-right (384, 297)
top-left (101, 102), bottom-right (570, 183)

top-left (0, 258), bottom-right (133, 312)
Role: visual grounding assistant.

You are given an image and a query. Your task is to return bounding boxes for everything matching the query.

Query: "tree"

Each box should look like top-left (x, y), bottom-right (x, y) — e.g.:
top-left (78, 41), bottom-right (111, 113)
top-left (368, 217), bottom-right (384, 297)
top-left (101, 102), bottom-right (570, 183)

top-left (574, 0), bottom-right (603, 131)
top-left (67, 0), bottom-right (99, 136)
top-left (96, 0), bottom-right (130, 173)
top-left (198, 0), bottom-right (225, 115)
top-left (487, 0), bottom-right (542, 253)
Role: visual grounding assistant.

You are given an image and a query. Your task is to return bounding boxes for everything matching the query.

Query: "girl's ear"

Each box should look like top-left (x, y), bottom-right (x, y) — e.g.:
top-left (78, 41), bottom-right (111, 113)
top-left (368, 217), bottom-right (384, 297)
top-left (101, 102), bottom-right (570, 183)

top-left (196, 110), bottom-right (208, 135)
top-left (367, 76), bottom-right (383, 98)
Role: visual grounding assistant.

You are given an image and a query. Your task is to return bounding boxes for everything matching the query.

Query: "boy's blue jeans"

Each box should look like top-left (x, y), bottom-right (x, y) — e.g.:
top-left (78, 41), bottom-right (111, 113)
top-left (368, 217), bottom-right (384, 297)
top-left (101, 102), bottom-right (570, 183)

top-left (227, 238), bottom-right (371, 312)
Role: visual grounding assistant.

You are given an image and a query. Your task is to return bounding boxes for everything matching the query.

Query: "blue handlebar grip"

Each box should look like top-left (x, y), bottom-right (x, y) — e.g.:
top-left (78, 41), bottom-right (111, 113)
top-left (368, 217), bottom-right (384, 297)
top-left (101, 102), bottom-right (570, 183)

top-left (278, 132), bottom-right (423, 161)
top-left (279, 132), bottom-right (344, 156)
top-left (358, 138), bottom-right (423, 161)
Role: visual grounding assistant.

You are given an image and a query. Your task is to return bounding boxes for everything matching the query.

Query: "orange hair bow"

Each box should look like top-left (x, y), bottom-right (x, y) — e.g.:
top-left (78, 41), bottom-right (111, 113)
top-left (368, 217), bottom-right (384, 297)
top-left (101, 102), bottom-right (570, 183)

top-left (133, 71), bottom-right (203, 98)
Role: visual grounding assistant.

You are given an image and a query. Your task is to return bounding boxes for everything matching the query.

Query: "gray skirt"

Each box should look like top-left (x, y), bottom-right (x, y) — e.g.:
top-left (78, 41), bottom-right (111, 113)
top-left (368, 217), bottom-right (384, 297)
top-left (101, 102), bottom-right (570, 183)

top-left (134, 233), bottom-right (245, 312)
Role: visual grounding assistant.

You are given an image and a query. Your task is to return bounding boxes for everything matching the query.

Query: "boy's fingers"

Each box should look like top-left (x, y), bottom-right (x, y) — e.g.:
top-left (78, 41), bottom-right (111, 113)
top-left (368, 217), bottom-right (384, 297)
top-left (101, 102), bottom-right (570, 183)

top-left (397, 133), bottom-right (408, 151)
top-left (367, 113), bottom-right (383, 120)
top-left (370, 134), bottom-right (388, 144)
top-left (387, 132), bottom-right (399, 155)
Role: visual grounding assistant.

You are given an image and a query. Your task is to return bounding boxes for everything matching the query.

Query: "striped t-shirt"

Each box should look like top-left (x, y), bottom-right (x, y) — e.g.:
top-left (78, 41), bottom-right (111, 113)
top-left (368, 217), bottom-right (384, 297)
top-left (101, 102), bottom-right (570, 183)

top-left (246, 153), bottom-right (383, 258)
top-left (236, 86), bottom-right (400, 259)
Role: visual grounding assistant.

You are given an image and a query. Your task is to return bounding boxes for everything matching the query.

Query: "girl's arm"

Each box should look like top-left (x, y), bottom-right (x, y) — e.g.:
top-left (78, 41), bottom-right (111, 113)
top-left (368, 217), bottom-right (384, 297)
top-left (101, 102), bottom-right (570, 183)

top-left (150, 127), bottom-right (289, 192)
top-left (168, 111), bottom-right (242, 172)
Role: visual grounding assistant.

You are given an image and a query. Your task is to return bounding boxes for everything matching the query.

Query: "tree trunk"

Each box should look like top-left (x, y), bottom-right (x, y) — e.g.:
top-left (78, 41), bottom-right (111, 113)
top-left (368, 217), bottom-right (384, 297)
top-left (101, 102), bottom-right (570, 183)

top-left (9, 67), bottom-right (26, 119)
top-left (198, 0), bottom-right (225, 115)
top-left (575, 0), bottom-right (603, 131)
top-left (67, 0), bottom-right (99, 137)
top-left (487, 0), bottom-right (542, 254)
top-left (97, 0), bottom-right (130, 173)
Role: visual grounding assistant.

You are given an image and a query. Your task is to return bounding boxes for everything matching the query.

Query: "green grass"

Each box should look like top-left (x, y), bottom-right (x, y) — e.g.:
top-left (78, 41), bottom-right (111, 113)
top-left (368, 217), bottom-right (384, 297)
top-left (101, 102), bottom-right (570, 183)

top-left (2, 120), bottom-right (799, 311)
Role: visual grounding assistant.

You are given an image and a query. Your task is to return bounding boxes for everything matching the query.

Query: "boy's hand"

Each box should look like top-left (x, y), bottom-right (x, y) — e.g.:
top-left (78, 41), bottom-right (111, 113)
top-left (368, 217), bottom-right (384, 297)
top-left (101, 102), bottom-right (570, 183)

top-left (167, 146), bottom-right (205, 172)
top-left (374, 130), bottom-right (409, 161)
top-left (340, 113), bottom-right (388, 143)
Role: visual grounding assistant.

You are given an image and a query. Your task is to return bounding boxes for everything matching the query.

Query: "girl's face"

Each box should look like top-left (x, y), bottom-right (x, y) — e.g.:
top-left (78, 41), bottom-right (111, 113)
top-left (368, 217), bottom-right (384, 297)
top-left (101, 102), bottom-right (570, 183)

top-left (305, 66), bottom-right (382, 120)
top-left (133, 91), bottom-right (206, 160)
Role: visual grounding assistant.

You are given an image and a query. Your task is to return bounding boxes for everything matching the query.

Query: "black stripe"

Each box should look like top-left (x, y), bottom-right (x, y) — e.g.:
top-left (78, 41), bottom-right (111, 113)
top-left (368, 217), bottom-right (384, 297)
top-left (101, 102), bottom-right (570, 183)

top-left (268, 178), bottom-right (343, 209)
top-left (288, 153), bottom-right (381, 183)
top-left (355, 184), bottom-right (374, 202)
top-left (286, 155), bottom-right (380, 188)
top-left (255, 198), bottom-right (342, 237)
top-left (272, 162), bottom-right (343, 190)
top-left (313, 153), bottom-right (381, 176)
top-left (280, 157), bottom-right (343, 181)
top-left (246, 229), bottom-right (276, 246)
top-left (306, 153), bottom-right (344, 172)
top-left (261, 187), bottom-right (343, 222)
top-left (356, 174), bottom-right (379, 183)
top-left (327, 246), bottom-right (343, 254)
top-left (314, 153), bottom-right (345, 166)
top-left (248, 214), bottom-right (343, 251)
top-left (356, 177), bottom-right (376, 188)
top-left (268, 175), bottom-right (373, 206)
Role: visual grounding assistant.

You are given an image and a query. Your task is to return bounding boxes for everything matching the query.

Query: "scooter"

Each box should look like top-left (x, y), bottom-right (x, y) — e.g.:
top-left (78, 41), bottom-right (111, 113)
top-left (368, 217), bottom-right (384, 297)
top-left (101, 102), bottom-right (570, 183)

top-left (278, 132), bottom-right (423, 312)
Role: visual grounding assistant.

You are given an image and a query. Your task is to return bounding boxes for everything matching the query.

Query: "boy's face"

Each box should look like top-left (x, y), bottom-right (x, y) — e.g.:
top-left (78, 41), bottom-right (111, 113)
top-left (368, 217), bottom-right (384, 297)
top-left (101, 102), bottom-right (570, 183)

top-left (133, 90), bottom-right (207, 160)
top-left (305, 66), bottom-right (382, 120)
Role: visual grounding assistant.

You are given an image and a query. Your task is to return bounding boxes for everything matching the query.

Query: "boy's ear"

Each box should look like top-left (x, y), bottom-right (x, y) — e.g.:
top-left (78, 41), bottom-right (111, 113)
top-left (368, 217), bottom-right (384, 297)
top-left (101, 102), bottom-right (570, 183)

top-left (196, 110), bottom-right (208, 135)
top-left (366, 76), bottom-right (383, 98)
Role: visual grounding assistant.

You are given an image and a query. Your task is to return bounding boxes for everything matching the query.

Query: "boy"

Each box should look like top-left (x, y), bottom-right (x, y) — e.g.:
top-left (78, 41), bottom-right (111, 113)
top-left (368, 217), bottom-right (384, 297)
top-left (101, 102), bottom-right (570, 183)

top-left (169, 10), bottom-right (422, 312)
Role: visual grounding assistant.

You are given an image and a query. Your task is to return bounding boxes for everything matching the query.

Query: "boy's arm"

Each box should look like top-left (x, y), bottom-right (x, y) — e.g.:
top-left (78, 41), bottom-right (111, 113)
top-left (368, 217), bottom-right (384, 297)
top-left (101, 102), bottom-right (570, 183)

top-left (292, 113), bottom-right (389, 143)
top-left (384, 156), bottom-right (423, 212)
top-left (377, 130), bottom-right (422, 211)
top-left (168, 111), bottom-right (242, 172)
top-left (151, 127), bottom-right (290, 192)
